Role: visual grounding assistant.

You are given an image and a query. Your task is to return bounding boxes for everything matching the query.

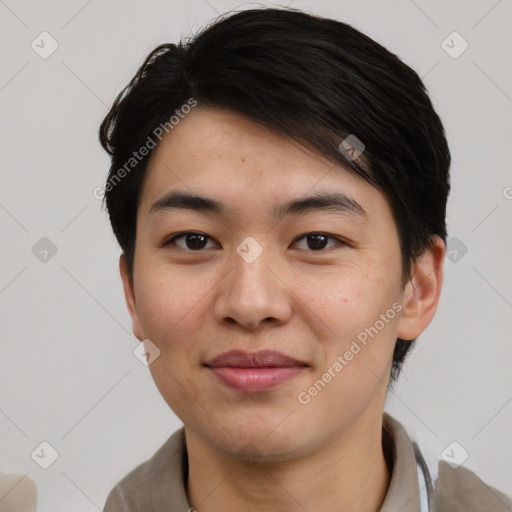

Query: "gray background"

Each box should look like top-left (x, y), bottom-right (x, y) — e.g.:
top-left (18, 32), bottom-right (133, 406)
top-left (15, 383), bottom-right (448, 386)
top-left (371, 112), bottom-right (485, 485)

top-left (1, 0), bottom-right (511, 509)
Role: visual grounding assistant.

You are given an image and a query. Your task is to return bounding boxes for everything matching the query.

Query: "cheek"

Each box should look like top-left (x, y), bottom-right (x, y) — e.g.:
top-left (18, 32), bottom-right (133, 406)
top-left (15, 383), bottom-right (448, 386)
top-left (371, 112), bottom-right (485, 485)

top-left (301, 263), bottom-right (400, 384)
top-left (301, 264), bottom-right (397, 334)
top-left (137, 271), bottom-right (207, 410)
top-left (134, 268), bottom-right (207, 352)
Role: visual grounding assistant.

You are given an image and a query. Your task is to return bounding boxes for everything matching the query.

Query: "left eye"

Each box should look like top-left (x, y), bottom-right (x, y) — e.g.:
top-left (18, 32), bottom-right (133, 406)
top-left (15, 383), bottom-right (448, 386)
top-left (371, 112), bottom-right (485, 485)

top-left (292, 233), bottom-right (344, 251)
top-left (163, 232), bottom-right (344, 251)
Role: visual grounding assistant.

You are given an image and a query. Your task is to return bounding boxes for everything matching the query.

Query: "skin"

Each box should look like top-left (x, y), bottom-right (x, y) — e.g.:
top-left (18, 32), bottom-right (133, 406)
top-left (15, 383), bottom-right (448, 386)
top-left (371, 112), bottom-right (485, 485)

top-left (120, 106), bottom-right (445, 511)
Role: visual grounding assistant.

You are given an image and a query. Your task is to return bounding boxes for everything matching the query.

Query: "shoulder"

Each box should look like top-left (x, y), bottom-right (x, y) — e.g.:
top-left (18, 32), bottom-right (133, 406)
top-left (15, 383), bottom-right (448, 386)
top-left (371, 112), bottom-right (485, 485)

top-left (102, 427), bottom-right (189, 512)
top-left (433, 460), bottom-right (512, 512)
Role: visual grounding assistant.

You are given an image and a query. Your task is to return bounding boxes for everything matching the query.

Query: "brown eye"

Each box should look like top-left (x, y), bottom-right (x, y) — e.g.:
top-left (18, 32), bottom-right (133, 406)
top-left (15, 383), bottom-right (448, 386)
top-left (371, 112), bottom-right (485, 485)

top-left (293, 233), bottom-right (344, 251)
top-left (165, 232), bottom-right (217, 251)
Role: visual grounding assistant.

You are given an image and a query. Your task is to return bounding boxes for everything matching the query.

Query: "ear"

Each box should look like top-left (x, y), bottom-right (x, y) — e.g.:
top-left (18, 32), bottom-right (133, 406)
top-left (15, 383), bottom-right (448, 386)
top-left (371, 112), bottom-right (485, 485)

top-left (397, 236), bottom-right (445, 341)
top-left (119, 254), bottom-right (144, 341)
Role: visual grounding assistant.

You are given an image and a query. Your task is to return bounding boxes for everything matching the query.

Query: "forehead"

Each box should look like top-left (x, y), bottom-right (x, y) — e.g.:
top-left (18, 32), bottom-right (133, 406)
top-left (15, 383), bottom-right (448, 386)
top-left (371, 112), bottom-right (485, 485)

top-left (138, 107), bottom-right (385, 222)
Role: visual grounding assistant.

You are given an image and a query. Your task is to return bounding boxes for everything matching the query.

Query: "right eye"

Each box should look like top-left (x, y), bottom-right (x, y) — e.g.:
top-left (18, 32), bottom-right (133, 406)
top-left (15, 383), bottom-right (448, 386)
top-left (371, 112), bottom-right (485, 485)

top-left (163, 232), bottom-right (219, 251)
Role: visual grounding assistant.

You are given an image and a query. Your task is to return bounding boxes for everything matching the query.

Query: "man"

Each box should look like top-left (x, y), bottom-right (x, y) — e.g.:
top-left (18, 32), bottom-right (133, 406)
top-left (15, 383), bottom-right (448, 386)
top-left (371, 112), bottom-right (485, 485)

top-left (99, 7), bottom-right (512, 511)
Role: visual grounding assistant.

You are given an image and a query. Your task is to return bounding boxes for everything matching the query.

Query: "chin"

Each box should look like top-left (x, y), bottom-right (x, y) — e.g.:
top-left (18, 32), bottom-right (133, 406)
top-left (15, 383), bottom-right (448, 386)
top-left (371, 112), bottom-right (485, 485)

top-left (204, 412), bottom-right (314, 460)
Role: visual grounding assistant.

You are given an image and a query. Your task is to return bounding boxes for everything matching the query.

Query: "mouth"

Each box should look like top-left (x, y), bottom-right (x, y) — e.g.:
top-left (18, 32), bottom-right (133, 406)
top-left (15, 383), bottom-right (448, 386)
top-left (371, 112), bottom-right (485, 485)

top-left (204, 350), bottom-right (308, 392)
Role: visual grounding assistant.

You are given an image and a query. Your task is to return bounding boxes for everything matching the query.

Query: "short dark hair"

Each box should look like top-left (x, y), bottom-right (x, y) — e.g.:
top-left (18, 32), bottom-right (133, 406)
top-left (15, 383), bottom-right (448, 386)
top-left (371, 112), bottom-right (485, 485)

top-left (99, 7), bottom-right (450, 381)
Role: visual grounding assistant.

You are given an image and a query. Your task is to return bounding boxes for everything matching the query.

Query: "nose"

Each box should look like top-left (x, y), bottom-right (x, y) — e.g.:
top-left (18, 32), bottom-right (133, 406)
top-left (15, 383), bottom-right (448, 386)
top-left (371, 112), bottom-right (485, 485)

top-left (213, 242), bottom-right (293, 331)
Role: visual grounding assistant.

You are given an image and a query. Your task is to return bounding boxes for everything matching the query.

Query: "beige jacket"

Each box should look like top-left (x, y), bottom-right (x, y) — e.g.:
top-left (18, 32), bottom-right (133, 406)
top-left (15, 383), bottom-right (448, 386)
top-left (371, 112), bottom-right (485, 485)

top-left (103, 414), bottom-right (512, 511)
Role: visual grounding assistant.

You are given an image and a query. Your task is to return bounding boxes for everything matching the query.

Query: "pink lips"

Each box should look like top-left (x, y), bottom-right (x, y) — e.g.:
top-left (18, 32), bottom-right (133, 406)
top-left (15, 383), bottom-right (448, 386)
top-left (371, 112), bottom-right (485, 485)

top-left (205, 350), bottom-right (307, 392)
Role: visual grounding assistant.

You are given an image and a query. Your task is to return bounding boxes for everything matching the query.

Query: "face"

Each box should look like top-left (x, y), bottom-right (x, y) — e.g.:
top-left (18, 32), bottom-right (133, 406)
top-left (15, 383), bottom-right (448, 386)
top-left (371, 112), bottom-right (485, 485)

top-left (121, 106), bottom-right (433, 461)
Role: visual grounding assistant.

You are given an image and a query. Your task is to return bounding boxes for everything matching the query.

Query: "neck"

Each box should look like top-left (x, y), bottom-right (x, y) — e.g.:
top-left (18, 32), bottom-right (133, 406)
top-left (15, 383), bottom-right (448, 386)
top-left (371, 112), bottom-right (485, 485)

top-left (185, 412), bottom-right (391, 512)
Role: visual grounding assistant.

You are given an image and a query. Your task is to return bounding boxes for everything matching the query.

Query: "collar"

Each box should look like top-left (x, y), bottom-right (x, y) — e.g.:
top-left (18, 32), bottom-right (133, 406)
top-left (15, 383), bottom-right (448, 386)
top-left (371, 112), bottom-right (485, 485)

top-left (380, 413), bottom-right (422, 511)
top-left (105, 414), bottom-right (512, 511)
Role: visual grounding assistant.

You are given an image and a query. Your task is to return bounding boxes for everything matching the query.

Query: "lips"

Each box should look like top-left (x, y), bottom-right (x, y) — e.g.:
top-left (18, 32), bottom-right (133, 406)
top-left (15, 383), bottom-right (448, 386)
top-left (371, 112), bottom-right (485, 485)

top-left (205, 350), bottom-right (306, 368)
top-left (205, 350), bottom-right (307, 392)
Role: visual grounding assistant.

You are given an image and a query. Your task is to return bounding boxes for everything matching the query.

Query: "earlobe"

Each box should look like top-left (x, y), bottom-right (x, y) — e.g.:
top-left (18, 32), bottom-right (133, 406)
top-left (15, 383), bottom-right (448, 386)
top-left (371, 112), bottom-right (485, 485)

top-left (119, 254), bottom-right (144, 341)
top-left (396, 236), bottom-right (445, 341)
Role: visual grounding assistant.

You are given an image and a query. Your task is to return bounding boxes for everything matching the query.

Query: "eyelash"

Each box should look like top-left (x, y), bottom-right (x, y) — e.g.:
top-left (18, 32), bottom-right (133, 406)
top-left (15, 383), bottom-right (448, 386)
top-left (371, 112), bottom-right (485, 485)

top-left (162, 231), bottom-right (348, 252)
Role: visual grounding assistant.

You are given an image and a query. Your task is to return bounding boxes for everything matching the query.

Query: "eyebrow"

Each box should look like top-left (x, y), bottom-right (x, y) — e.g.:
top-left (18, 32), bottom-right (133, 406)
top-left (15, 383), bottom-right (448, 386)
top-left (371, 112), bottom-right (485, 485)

top-left (148, 189), bottom-right (367, 220)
